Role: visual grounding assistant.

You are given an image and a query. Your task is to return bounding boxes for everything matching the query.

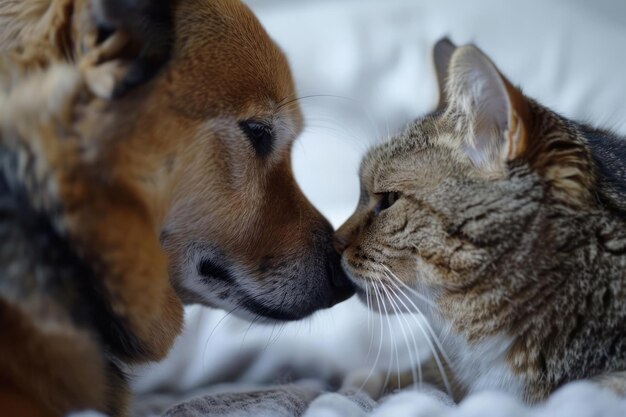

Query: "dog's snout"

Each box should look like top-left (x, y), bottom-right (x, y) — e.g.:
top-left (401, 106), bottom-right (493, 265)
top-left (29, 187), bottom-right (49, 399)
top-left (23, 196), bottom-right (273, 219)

top-left (326, 250), bottom-right (355, 305)
top-left (308, 222), bottom-right (354, 307)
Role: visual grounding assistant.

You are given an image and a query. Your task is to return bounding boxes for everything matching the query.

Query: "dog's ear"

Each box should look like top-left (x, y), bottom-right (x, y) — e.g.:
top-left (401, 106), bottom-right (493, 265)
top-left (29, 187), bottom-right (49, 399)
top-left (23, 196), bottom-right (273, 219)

top-left (0, 0), bottom-right (173, 99)
top-left (88, 0), bottom-right (174, 98)
top-left (92, 0), bottom-right (173, 97)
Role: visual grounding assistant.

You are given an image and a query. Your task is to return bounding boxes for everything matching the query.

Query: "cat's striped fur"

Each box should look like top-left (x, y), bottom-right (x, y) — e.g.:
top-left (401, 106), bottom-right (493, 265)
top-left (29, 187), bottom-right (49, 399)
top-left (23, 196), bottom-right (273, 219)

top-left (337, 39), bottom-right (626, 403)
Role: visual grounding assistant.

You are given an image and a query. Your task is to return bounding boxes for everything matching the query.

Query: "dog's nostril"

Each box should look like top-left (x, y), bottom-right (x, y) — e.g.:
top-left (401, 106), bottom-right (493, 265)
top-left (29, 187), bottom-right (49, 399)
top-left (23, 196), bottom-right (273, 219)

top-left (198, 259), bottom-right (234, 284)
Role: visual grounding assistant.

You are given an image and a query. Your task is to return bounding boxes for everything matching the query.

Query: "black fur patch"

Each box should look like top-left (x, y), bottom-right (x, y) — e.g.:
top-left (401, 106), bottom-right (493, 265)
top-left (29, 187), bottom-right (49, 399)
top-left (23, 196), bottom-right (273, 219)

top-left (94, 0), bottom-right (174, 97)
top-left (0, 147), bottom-right (147, 360)
top-left (580, 124), bottom-right (626, 214)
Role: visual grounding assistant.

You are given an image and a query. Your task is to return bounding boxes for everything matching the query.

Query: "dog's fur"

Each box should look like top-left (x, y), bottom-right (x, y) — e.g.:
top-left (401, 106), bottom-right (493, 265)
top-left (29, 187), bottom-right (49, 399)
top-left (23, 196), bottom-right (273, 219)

top-left (0, 0), bottom-right (352, 415)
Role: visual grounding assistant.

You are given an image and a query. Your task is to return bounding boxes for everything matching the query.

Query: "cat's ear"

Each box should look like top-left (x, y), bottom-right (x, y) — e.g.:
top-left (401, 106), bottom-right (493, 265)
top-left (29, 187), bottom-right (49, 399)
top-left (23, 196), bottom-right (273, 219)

top-left (432, 37), bottom-right (457, 111)
top-left (443, 45), bottom-right (594, 204)
top-left (444, 45), bottom-right (531, 172)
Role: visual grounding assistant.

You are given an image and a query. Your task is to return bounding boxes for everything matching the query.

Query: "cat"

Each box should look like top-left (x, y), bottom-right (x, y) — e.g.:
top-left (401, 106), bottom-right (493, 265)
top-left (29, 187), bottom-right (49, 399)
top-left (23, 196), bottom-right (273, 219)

top-left (336, 38), bottom-right (626, 404)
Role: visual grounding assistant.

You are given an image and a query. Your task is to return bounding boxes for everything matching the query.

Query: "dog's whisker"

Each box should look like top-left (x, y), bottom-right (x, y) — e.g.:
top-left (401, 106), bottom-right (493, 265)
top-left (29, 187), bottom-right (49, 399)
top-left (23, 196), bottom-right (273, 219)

top-left (262, 322), bottom-right (279, 353)
top-left (276, 93), bottom-right (382, 141)
top-left (270, 322), bottom-right (287, 346)
top-left (202, 306), bottom-right (240, 366)
top-left (301, 122), bottom-right (372, 152)
top-left (380, 281), bottom-right (404, 392)
top-left (276, 94), bottom-right (295, 106)
top-left (241, 313), bottom-right (262, 349)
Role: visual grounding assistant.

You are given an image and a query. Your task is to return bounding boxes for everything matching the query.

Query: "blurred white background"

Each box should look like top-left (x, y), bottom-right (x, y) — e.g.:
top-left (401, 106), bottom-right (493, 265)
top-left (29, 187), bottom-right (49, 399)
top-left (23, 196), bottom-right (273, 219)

top-left (133, 0), bottom-right (626, 407)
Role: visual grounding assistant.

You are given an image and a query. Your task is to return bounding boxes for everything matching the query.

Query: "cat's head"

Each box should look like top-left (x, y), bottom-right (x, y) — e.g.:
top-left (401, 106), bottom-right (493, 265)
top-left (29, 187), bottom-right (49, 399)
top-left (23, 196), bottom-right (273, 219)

top-left (336, 39), bottom-right (598, 323)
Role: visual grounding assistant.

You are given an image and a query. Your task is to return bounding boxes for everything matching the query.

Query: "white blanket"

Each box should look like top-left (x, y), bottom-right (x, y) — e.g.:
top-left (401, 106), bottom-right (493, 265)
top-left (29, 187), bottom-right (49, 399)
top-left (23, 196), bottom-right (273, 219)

top-left (130, 0), bottom-right (626, 416)
top-left (137, 376), bottom-right (626, 417)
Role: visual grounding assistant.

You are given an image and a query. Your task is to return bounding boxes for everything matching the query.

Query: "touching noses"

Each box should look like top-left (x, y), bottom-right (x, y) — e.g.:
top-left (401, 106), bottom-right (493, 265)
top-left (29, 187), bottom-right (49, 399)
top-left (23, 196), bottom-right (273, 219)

top-left (333, 234), bottom-right (350, 253)
top-left (334, 214), bottom-right (364, 253)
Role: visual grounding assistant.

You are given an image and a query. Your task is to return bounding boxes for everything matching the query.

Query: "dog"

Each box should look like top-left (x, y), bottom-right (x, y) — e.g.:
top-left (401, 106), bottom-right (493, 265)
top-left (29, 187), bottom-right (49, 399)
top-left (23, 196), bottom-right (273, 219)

top-left (0, 0), bottom-right (353, 415)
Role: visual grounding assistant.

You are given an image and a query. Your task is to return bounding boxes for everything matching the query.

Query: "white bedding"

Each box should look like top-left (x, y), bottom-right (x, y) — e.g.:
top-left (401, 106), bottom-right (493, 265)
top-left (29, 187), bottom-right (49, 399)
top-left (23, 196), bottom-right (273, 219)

top-left (130, 0), bottom-right (626, 415)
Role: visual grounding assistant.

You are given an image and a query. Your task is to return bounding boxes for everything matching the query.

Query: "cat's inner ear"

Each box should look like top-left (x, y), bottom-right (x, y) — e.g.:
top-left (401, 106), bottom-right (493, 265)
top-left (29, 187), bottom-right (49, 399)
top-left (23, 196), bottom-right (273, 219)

top-left (445, 45), bottom-right (530, 172)
top-left (432, 37), bottom-right (457, 111)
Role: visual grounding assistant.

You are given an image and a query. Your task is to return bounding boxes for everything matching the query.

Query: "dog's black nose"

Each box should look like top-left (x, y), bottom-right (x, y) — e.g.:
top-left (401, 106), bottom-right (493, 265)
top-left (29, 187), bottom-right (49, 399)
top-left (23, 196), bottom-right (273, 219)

top-left (326, 250), bottom-right (355, 305)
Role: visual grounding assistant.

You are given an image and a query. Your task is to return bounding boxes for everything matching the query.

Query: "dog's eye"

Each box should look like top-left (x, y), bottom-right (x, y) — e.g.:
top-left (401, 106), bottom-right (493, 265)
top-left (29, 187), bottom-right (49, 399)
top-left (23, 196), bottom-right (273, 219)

top-left (239, 120), bottom-right (274, 156)
top-left (374, 191), bottom-right (401, 214)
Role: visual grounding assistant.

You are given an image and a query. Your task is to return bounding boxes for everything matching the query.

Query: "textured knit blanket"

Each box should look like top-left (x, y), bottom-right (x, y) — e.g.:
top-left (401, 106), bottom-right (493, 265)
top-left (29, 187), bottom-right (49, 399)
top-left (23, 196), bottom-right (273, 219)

top-left (137, 380), bottom-right (626, 417)
top-left (123, 305), bottom-right (626, 417)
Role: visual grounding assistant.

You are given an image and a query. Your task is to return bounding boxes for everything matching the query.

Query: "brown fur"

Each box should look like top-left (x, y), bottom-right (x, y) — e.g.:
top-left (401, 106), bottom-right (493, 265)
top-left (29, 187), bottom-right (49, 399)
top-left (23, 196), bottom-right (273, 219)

top-left (0, 0), bottom-right (351, 414)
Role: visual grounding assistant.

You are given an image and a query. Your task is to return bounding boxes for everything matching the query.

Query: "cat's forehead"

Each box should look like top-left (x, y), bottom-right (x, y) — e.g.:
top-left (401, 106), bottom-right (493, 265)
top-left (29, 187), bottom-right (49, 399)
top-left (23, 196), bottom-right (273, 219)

top-left (361, 136), bottom-right (417, 184)
top-left (358, 113), bottom-right (472, 193)
top-left (361, 115), bottom-right (445, 176)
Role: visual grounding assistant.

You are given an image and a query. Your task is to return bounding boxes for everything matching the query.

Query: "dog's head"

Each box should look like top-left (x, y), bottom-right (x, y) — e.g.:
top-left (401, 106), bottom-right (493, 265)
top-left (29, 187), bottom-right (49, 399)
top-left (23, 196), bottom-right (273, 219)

top-left (118, 0), bottom-right (354, 321)
top-left (1, 0), bottom-right (353, 322)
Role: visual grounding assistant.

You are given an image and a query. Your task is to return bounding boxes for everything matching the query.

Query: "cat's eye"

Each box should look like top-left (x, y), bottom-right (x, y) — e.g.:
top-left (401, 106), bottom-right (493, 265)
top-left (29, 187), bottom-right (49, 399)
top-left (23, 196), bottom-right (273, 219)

top-left (239, 120), bottom-right (274, 156)
top-left (375, 191), bottom-right (401, 214)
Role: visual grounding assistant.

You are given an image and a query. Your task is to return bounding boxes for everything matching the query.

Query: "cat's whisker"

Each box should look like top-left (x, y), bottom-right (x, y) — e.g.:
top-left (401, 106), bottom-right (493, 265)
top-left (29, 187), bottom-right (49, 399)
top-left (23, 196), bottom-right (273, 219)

top-left (381, 273), bottom-right (423, 391)
top-left (365, 280), bottom-right (372, 332)
top-left (330, 39), bottom-right (626, 401)
top-left (372, 281), bottom-right (396, 391)
top-left (376, 280), bottom-right (402, 392)
top-left (364, 285), bottom-right (376, 360)
top-left (380, 265), bottom-right (452, 367)
top-left (379, 264), bottom-right (438, 309)
top-left (386, 291), bottom-right (428, 388)
top-left (382, 272), bottom-right (453, 366)
top-left (439, 320), bottom-right (454, 345)
top-left (378, 270), bottom-right (452, 392)
top-left (384, 278), bottom-right (453, 397)
top-left (358, 280), bottom-right (387, 393)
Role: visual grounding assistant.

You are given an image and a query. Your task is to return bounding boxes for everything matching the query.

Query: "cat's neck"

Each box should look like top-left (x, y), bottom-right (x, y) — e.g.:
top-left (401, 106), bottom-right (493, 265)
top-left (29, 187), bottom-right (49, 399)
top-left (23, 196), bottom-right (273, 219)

top-left (431, 207), bottom-right (626, 403)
